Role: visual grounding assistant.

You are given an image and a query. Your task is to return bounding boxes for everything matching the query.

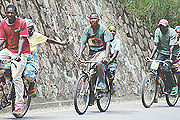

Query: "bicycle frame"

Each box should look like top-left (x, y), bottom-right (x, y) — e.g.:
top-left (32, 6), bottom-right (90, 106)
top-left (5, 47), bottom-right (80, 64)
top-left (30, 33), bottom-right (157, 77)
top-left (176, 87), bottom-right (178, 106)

top-left (78, 60), bottom-right (110, 95)
top-left (74, 60), bottom-right (111, 114)
top-left (146, 59), bottom-right (178, 95)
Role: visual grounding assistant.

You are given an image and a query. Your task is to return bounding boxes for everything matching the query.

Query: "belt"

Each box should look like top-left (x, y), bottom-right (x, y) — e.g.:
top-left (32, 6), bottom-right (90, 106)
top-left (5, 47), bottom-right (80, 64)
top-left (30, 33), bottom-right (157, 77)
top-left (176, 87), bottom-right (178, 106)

top-left (90, 48), bottom-right (105, 52)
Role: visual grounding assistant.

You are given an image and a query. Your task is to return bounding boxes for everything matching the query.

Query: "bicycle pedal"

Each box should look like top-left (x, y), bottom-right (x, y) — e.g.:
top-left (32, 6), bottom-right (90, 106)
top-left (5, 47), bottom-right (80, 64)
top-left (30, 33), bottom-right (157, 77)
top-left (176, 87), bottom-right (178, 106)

top-left (96, 94), bottom-right (103, 99)
top-left (97, 89), bottom-right (106, 93)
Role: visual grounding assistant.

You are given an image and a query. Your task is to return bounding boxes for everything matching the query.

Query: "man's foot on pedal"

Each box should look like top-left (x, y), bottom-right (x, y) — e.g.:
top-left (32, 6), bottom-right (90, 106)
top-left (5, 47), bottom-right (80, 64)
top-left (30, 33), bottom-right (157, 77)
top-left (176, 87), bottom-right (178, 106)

top-left (153, 98), bottom-right (158, 103)
top-left (28, 87), bottom-right (38, 97)
top-left (170, 85), bottom-right (178, 96)
top-left (12, 104), bottom-right (24, 114)
top-left (97, 82), bottom-right (106, 89)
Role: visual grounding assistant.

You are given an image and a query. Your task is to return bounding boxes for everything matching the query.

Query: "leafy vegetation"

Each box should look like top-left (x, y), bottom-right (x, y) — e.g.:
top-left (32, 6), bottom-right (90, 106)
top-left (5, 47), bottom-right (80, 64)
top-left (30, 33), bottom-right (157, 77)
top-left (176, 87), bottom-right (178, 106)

top-left (121, 0), bottom-right (180, 33)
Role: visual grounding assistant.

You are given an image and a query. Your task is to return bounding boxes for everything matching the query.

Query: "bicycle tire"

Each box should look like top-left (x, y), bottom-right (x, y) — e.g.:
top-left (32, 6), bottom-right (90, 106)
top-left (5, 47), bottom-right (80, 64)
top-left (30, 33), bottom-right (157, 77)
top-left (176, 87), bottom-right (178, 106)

top-left (97, 74), bottom-right (111, 112)
top-left (166, 94), bottom-right (179, 106)
top-left (74, 74), bottom-right (90, 115)
top-left (142, 72), bottom-right (157, 108)
top-left (166, 75), bottom-right (179, 106)
top-left (11, 83), bottom-right (31, 118)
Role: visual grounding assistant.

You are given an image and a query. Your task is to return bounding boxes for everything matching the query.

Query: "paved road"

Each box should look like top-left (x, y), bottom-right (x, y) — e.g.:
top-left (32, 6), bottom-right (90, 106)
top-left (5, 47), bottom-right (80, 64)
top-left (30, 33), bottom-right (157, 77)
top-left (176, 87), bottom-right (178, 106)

top-left (0, 99), bottom-right (180, 120)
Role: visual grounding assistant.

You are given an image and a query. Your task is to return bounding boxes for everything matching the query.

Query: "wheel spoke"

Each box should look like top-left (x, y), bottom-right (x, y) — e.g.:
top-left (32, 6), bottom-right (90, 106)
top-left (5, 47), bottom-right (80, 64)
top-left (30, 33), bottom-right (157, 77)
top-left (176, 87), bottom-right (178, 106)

top-left (142, 72), bottom-right (157, 108)
top-left (74, 75), bottom-right (90, 115)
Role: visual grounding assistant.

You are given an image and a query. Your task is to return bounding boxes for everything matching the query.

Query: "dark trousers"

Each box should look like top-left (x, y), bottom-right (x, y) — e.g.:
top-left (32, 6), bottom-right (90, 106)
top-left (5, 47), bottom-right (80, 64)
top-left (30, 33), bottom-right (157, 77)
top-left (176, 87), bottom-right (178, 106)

top-left (156, 53), bottom-right (177, 89)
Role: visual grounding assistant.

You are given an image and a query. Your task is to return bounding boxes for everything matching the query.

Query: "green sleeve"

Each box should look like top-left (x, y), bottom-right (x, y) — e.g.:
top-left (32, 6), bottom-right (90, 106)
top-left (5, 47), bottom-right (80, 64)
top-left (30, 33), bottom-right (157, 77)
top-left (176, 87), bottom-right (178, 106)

top-left (80, 27), bottom-right (89, 44)
top-left (154, 28), bottom-right (159, 43)
top-left (104, 29), bottom-right (113, 42)
top-left (169, 31), bottom-right (178, 45)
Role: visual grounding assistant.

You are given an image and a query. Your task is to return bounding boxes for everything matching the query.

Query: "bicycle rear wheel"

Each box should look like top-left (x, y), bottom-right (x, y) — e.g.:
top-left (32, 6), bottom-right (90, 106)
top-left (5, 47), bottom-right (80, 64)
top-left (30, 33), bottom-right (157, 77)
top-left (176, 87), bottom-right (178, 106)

top-left (166, 94), bottom-right (179, 106)
top-left (74, 74), bottom-right (90, 115)
top-left (12, 83), bottom-right (31, 118)
top-left (166, 75), bottom-right (179, 106)
top-left (97, 74), bottom-right (111, 112)
top-left (142, 72), bottom-right (157, 108)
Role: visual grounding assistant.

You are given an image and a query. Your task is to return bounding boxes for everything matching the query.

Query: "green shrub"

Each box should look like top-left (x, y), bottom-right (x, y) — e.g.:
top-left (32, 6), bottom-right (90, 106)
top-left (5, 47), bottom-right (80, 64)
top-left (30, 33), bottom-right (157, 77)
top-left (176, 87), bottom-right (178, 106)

top-left (121, 0), bottom-right (179, 33)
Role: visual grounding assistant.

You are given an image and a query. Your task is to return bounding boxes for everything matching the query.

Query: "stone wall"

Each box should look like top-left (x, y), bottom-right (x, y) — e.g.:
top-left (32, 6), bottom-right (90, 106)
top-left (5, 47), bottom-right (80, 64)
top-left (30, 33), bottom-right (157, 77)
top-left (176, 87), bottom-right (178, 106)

top-left (0, 0), bottom-right (154, 102)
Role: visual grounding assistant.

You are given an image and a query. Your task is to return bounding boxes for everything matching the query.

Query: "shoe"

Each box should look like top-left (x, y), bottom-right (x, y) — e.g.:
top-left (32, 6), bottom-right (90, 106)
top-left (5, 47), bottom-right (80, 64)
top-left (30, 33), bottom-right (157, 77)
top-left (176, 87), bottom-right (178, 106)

top-left (153, 98), bottom-right (158, 103)
top-left (27, 87), bottom-right (38, 97)
top-left (12, 104), bottom-right (24, 114)
top-left (97, 82), bottom-right (106, 89)
top-left (170, 85), bottom-right (178, 96)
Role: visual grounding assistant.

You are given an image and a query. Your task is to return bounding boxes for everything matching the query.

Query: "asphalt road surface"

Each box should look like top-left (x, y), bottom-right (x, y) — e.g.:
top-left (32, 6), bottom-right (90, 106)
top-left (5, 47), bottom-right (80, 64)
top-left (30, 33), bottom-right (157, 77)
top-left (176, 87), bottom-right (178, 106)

top-left (0, 99), bottom-right (180, 120)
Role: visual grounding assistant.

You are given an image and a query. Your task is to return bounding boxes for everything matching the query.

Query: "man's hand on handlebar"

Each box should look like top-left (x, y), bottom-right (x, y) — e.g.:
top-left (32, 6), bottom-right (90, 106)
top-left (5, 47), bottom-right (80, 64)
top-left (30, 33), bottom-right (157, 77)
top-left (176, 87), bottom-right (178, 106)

top-left (12, 54), bottom-right (21, 62)
top-left (145, 57), bottom-right (151, 62)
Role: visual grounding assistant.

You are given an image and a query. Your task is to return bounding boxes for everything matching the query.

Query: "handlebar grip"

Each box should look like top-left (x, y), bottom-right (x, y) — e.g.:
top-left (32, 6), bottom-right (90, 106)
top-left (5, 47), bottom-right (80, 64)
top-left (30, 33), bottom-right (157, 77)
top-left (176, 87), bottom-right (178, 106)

top-left (16, 57), bottom-right (21, 62)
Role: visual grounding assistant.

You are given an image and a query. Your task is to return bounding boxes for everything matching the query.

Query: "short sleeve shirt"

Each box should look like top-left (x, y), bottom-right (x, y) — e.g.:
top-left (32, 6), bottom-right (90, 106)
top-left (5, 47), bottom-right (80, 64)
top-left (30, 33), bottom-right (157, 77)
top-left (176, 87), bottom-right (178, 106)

top-left (80, 24), bottom-right (113, 55)
top-left (27, 32), bottom-right (47, 63)
top-left (0, 18), bottom-right (30, 54)
top-left (110, 38), bottom-right (121, 54)
top-left (28, 32), bottom-right (47, 53)
top-left (154, 28), bottom-right (179, 56)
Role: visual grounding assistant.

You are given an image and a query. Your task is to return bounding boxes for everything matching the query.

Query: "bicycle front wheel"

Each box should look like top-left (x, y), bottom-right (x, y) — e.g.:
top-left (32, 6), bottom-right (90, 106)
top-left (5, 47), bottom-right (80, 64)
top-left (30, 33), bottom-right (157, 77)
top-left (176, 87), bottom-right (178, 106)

top-left (74, 74), bottom-right (90, 115)
top-left (142, 72), bottom-right (157, 108)
top-left (12, 84), bottom-right (31, 118)
top-left (97, 74), bottom-right (111, 112)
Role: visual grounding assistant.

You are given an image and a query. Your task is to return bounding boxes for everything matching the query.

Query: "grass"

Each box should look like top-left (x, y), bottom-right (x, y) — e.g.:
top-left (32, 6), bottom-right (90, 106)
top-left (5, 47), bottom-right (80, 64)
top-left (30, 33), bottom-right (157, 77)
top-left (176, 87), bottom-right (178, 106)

top-left (121, 0), bottom-right (180, 33)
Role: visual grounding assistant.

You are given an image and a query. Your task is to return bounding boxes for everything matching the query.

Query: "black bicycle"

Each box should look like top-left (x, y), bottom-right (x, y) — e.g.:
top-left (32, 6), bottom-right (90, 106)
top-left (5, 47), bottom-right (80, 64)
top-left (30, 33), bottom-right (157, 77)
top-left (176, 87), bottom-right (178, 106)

top-left (142, 59), bottom-right (179, 108)
top-left (74, 60), bottom-right (111, 115)
top-left (0, 59), bottom-right (31, 118)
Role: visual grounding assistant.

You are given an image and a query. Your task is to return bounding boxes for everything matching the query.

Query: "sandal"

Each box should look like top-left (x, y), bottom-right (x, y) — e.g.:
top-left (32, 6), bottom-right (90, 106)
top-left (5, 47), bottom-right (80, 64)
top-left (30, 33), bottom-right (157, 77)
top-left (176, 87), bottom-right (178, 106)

top-left (12, 104), bottom-right (24, 114)
top-left (170, 85), bottom-right (178, 95)
top-left (27, 87), bottom-right (38, 97)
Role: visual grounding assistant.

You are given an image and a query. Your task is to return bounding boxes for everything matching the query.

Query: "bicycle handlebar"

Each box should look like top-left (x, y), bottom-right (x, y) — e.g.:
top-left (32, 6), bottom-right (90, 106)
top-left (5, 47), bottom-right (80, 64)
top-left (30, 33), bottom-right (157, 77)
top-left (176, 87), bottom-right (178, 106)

top-left (79, 60), bottom-right (99, 63)
top-left (146, 59), bottom-right (172, 63)
top-left (78, 60), bottom-right (107, 71)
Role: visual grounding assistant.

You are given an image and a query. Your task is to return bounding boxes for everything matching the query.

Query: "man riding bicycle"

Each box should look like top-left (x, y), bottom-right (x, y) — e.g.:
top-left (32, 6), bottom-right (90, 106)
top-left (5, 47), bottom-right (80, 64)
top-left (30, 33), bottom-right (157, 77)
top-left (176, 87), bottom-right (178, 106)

top-left (0, 4), bottom-right (30, 114)
top-left (150, 19), bottom-right (179, 97)
top-left (78, 13), bottom-right (113, 105)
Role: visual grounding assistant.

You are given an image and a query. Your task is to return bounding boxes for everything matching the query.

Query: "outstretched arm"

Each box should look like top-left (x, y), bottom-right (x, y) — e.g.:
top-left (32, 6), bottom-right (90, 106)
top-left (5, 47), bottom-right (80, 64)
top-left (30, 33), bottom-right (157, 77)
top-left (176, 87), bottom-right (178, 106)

top-left (47, 38), bottom-right (67, 45)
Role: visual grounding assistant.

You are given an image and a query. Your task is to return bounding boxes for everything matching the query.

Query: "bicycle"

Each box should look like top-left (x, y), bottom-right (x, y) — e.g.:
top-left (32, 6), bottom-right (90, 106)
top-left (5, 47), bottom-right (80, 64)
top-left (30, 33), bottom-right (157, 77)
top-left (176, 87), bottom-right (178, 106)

top-left (142, 59), bottom-right (179, 108)
top-left (74, 60), bottom-right (111, 115)
top-left (0, 59), bottom-right (31, 118)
